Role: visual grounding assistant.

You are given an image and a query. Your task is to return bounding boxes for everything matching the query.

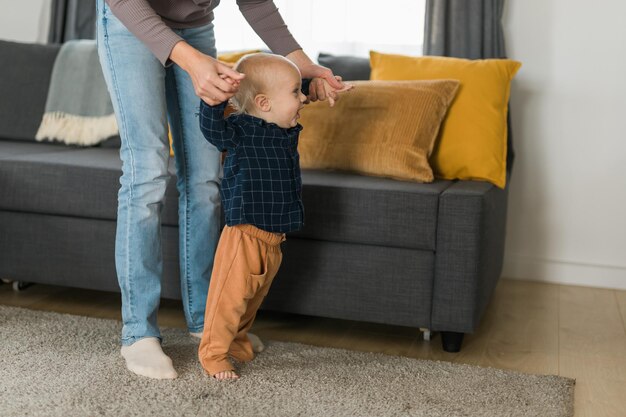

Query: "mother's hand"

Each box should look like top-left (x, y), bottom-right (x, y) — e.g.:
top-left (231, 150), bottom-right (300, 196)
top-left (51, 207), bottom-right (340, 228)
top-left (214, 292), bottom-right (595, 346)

top-left (286, 50), bottom-right (352, 106)
top-left (308, 75), bottom-right (354, 107)
top-left (170, 41), bottom-right (245, 105)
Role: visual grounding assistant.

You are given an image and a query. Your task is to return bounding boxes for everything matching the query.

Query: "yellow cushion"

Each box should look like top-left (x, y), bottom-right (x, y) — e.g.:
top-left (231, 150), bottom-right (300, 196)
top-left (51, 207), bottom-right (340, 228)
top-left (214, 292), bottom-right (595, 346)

top-left (298, 80), bottom-right (459, 182)
top-left (217, 49), bottom-right (262, 66)
top-left (369, 51), bottom-right (521, 188)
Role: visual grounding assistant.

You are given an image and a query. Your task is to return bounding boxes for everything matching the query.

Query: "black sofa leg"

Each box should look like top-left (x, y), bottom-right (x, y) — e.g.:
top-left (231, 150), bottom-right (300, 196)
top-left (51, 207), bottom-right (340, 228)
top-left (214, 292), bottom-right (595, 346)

top-left (441, 331), bottom-right (464, 353)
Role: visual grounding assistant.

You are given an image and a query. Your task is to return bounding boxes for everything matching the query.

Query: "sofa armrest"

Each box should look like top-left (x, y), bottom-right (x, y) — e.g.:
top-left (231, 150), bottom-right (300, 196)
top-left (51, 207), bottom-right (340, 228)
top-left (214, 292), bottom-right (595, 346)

top-left (431, 179), bottom-right (509, 333)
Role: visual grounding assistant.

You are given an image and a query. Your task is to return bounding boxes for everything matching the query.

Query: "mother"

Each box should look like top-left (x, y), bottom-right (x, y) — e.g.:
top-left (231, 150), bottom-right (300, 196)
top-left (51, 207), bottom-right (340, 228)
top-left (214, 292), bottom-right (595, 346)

top-left (96, 0), bottom-right (344, 379)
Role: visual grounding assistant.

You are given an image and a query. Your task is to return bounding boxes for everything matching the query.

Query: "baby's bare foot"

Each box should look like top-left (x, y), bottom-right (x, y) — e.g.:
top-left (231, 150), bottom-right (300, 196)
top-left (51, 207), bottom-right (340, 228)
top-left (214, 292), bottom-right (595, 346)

top-left (214, 370), bottom-right (239, 381)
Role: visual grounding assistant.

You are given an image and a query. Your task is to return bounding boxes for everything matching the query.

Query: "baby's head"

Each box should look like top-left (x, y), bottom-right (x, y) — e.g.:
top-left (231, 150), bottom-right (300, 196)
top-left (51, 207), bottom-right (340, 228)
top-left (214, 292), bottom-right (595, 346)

top-left (230, 53), bottom-right (307, 128)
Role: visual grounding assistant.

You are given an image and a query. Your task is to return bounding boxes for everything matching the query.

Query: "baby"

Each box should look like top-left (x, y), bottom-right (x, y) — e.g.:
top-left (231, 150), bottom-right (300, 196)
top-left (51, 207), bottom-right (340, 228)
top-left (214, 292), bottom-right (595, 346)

top-left (197, 53), bottom-right (347, 380)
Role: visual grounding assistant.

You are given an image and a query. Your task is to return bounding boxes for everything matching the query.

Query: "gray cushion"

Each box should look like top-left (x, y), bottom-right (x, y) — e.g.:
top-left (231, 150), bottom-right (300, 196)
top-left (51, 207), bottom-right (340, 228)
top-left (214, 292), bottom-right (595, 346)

top-left (98, 135), bottom-right (121, 148)
top-left (0, 140), bottom-right (71, 159)
top-left (1, 146), bottom-right (451, 251)
top-left (292, 170), bottom-right (452, 251)
top-left (0, 147), bottom-right (180, 226)
top-left (0, 40), bottom-right (61, 142)
top-left (317, 53), bottom-right (371, 81)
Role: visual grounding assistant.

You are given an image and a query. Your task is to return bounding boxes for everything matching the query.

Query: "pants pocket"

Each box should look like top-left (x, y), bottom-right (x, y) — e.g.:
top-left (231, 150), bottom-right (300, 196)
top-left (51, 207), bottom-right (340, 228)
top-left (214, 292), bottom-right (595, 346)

top-left (245, 254), bottom-right (269, 299)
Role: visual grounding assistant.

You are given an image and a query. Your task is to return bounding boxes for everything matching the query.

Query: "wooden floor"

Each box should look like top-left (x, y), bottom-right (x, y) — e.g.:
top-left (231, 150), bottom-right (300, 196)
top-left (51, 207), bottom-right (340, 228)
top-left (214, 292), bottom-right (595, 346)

top-left (1, 278), bottom-right (625, 416)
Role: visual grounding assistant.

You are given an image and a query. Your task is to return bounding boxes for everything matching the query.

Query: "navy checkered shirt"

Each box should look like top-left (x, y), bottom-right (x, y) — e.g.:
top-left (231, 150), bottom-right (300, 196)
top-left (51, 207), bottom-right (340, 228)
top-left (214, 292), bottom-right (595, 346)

top-left (199, 100), bottom-right (304, 233)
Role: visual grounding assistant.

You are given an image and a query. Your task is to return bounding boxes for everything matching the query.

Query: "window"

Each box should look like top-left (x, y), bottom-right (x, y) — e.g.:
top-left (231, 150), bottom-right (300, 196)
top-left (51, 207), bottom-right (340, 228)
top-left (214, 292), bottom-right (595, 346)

top-left (213, 0), bottom-right (426, 59)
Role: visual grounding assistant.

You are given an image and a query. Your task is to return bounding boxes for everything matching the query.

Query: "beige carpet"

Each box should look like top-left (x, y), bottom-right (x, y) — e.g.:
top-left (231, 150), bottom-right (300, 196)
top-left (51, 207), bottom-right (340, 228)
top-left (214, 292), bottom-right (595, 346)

top-left (0, 305), bottom-right (574, 417)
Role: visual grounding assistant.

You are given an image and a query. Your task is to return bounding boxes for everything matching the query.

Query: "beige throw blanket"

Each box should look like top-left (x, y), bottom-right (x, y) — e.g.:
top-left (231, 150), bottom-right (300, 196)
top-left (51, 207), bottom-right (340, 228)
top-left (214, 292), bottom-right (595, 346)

top-left (36, 40), bottom-right (117, 146)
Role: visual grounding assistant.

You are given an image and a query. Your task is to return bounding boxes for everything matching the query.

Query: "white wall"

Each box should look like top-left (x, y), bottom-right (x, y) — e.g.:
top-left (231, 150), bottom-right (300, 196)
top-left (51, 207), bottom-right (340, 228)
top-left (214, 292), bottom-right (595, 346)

top-left (0, 0), bottom-right (50, 43)
top-left (503, 0), bottom-right (626, 289)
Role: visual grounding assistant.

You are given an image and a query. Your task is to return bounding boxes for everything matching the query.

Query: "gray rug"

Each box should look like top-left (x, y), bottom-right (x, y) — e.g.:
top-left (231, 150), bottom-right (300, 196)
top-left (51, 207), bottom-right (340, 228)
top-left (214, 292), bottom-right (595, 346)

top-left (0, 306), bottom-right (574, 417)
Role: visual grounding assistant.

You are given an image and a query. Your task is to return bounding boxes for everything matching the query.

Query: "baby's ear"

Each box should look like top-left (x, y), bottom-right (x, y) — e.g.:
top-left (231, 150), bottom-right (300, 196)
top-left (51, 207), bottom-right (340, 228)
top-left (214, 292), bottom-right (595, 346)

top-left (254, 94), bottom-right (271, 112)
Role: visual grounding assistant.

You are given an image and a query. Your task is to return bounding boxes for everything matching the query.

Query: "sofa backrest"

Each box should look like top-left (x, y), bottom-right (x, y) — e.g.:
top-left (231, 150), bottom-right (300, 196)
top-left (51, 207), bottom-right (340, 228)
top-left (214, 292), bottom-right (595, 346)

top-left (0, 40), bottom-right (61, 142)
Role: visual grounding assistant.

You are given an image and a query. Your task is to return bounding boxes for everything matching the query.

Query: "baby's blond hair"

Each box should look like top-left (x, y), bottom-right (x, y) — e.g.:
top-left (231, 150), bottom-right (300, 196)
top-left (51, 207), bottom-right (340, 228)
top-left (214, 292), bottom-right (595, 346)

top-left (230, 53), bottom-right (299, 115)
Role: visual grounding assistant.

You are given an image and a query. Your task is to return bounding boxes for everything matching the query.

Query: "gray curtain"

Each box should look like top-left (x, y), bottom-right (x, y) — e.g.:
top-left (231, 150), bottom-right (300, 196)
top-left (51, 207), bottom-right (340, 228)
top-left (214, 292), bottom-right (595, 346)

top-left (423, 0), bottom-right (514, 170)
top-left (423, 0), bottom-right (506, 59)
top-left (48, 0), bottom-right (96, 43)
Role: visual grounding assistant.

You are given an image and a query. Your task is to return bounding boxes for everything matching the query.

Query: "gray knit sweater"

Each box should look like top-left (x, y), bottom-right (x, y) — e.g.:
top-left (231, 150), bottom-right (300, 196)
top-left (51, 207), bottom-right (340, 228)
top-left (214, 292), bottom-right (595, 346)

top-left (105, 0), bottom-right (301, 66)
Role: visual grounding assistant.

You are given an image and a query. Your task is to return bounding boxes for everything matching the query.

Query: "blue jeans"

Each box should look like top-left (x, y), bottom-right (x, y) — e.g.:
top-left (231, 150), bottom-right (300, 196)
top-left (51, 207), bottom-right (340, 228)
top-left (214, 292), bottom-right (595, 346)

top-left (96, 0), bottom-right (221, 345)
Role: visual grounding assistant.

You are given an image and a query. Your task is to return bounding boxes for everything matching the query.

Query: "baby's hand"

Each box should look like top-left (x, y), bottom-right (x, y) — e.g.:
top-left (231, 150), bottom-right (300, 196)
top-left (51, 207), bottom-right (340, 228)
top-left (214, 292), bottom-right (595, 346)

top-left (309, 76), bottom-right (354, 107)
top-left (219, 73), bottom-right (241, 88)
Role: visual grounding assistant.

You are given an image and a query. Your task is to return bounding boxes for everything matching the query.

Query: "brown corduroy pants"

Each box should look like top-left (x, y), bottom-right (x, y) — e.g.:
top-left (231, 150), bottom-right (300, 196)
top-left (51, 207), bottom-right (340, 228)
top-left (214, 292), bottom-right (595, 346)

top-left (198, 224), bottom-right (284, 376)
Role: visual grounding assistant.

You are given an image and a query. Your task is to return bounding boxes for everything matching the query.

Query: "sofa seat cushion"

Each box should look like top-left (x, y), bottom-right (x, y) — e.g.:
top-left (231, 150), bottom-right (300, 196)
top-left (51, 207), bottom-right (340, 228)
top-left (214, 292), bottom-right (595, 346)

top-left (0, 140), bottom-right (73, 159)
top-left (1, 147), bottom-right (452, 250)
top-left (0, 147), bottom-right (180, 226)
top-left (292, 170), bottom-right (453, 251)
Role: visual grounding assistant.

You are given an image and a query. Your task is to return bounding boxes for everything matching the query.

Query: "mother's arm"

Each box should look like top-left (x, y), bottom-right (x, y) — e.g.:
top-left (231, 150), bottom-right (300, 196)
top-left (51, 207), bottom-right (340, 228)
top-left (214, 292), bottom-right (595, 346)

top-left (170, 43), bottom-right (244, 105)
top-left (106, 0), bottom-right (243, 105)
top-left (237, 0), bottom-right (348, 102)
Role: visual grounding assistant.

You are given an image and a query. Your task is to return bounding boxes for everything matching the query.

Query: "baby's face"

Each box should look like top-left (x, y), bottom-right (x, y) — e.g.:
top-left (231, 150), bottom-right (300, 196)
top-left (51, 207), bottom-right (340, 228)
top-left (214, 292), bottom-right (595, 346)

top-left (264, 65), bottom-right (307, 129)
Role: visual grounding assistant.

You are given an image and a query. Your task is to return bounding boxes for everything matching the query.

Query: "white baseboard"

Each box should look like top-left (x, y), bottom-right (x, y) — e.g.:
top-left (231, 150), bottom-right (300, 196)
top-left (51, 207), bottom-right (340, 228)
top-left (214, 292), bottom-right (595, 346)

top-left (503, 255), bottom-right (626, 290)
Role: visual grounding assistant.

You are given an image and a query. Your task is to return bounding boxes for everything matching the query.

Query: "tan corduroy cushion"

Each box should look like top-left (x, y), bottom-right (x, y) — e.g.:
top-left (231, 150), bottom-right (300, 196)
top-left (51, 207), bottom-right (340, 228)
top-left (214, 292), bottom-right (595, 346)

top-left (298, 80), bottom-right (459, 182)
top-left (370, 51), bottom-right (522, 188)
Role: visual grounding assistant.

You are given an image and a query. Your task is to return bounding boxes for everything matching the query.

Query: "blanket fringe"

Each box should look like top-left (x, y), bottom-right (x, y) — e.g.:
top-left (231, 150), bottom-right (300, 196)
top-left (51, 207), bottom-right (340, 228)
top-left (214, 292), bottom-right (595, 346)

top-left (35, 112), bottom-right (118, 146)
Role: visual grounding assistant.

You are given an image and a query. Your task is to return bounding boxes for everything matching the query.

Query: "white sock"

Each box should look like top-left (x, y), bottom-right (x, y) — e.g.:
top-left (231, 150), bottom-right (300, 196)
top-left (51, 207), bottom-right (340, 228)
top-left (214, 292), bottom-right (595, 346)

top-left (120, 337), bottom-right (178, 379)
top-left (189, 331), bottom-right (265, 353)
top-left (247, 333), bottom-right (265, 353)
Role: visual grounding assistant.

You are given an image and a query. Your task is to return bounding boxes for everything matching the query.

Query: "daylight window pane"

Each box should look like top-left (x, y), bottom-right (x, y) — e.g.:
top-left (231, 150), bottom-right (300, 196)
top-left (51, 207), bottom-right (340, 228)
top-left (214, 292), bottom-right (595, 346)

top-left (213, 0), bottom-right (425, 58)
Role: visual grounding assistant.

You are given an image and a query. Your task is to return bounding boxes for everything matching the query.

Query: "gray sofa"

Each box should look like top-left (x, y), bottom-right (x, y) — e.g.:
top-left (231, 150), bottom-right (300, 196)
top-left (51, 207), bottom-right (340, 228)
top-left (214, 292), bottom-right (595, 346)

top-left (0, 40), bottom-right (510, 352)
